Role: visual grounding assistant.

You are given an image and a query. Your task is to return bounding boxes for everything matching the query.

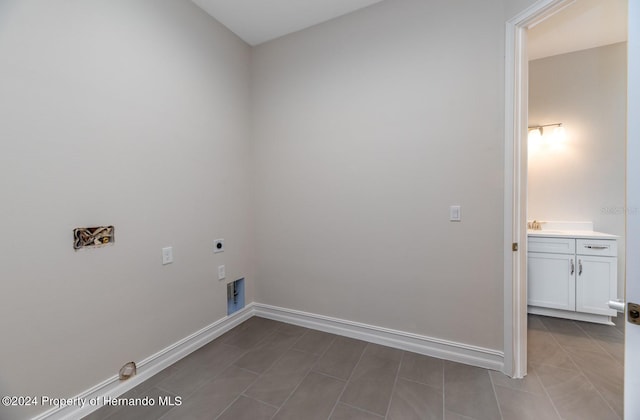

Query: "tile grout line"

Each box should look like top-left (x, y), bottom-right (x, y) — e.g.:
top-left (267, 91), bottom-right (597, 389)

top-left (442, 361), bottom-right (445, 420)
top-left (526, 317), bottom-right (565, 420)
top-left (531, 315), bottom-right (550, 331)
top-left (539, 319), bottom-right (620, 420)
top-left (488, 367), bottom-right (504, 420)
top-left (254, 329), bottom-right (318, 419)
top-left (338, 402), bottom-right (385, 418)
top-left (294, 332), bottom-right (338, 359)
top-left (443, 362), bottom-right (504, 420)
top-left (553, 321), bottom-right (622, 418)
top-left (574, 322), bottom-right (624, 367)
top-left (158, 320), bottom-right (281, 420)
top-left (312, 371), bottom-right (350, 382)
top-left (538, 321), bottom-right (580, 372)
top-left (213, 363), bottom-right (267, 420)
top-left (253, 326), bottom-right (310, 373)
top-left (220, 318), bottom-right (279, 350)
top-left (399, 376), bottom-right (445, 391)
top-left (239, 393), bottom-right (282, 410)
top-left (531, 367), bottom-right (565, 420)
top-left (268, 332), bottom-right (338, 419)
top-left (383, 350), bottom-right (404, 419)
top-left (488, 369), bottom-right (555, 398)
top-left (154, 343), bottom-right (254, 413)
top-left (154, 341), bottom-right (251, 394)
top-left (491, 369), bottom-right (559, 398)
top-left (325, 341), bottom-right (370, 420)
top-left (555, 344), bottom-right (623, 419)
top-left (444, 413), bottom-right (477, 420)
top-left (215, 321), bottom-right (309, 420)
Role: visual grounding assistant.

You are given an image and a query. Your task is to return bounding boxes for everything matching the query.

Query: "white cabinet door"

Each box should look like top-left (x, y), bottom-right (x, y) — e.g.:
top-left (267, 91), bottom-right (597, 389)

top-left (528, 252), bottom-right (576, 311)
top-left (576, 255), bottom-right (617, 316)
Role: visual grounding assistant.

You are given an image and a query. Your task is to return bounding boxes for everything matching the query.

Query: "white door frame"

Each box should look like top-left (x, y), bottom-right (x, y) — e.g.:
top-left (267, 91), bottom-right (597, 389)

top-left (503, 0), bottom-right (576, 378)
top-left (625, 1), bottom-right (639, 415)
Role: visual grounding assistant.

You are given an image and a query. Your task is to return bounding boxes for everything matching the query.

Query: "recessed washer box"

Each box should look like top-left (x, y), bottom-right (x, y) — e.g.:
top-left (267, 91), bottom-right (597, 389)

top-left (73, 226), bottom-right (114, 250)
top-left (227, 278), bottom-right (244, 315)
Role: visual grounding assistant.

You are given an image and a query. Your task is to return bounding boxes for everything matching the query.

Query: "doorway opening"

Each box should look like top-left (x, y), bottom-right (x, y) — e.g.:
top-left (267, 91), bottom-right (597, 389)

top-left (504, 0), bottom-right (627, 390)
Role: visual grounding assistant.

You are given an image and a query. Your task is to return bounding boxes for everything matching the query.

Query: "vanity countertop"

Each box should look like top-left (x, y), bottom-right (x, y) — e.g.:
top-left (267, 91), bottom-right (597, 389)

top-left (527, 229), bottom-right (618, 239)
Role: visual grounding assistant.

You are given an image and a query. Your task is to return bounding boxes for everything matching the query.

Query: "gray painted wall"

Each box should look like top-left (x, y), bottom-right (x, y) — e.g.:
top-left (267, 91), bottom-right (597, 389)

top-left (251, 0), bottom-right (509, 351)
top-left (0, 1), bottom-right (252, 419)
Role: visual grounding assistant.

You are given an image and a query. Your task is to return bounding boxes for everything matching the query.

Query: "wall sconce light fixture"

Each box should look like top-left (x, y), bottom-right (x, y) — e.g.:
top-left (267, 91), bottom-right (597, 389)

top-left (528, 123), bottom-right (564, 142)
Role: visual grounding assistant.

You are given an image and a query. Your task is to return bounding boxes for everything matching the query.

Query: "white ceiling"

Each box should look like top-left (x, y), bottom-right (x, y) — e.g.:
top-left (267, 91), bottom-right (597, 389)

top-left (528, 0), bottom-right (627, 60)
top-left (191, 0), bottom-right (626, 56)
top-left (191, 0), bottom-right (384, 46)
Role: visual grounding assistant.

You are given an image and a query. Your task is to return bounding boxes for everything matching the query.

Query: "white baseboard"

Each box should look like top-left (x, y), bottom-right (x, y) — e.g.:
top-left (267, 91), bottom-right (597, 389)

top-left (33, 304), bottom-right (255, 420)
top-left (253, 303), bottom-right (504, 372)
top-left (34, 301), bottom-right (504, 419)
top-left (528, 306), bottom-right (615, 325)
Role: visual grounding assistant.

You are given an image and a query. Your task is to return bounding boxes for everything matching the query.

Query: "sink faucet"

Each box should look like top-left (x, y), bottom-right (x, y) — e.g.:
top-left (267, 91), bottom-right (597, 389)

top-left (528, 220), bottom-right (544, 230)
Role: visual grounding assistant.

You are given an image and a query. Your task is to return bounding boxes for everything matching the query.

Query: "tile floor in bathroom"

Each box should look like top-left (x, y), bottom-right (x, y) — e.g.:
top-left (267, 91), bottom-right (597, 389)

top-left (83, 314), bottom-right (624, 420)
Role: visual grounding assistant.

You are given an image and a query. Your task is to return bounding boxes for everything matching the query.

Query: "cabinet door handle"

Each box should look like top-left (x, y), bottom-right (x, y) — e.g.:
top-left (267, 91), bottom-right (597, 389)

top-left (570, 259), bottom-right (575, 275)
top-left (586, 245), bottom-right (608, 250)
top-left (578, 259), bottom-right (583, 275)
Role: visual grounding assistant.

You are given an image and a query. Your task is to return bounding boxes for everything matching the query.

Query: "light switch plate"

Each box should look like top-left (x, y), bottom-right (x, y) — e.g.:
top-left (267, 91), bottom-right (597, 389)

top-left (162, 247), bottom-right (173, 265)
top-left (449, 205), bottom-right (461, 222)
top-left (218, 265), bottom-right (226, 280)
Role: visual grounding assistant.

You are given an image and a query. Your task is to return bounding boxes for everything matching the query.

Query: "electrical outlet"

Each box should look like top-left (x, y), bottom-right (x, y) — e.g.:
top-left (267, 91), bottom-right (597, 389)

top-left (214, 239), bottom-right (224, 253)
top-left (162, 247), bottom-right (173, 265)
top-left (218, 265), bottom-right (226, 280)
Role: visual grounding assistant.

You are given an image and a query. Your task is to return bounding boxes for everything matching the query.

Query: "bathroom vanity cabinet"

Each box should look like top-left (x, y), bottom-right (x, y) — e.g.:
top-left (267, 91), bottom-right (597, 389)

top-left (527, 233), bottom-right (618, 325)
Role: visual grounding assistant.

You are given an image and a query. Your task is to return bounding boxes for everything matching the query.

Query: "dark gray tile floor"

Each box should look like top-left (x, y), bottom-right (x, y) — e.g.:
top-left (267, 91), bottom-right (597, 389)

top-left (83, 314), bottom-right (624, 420)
